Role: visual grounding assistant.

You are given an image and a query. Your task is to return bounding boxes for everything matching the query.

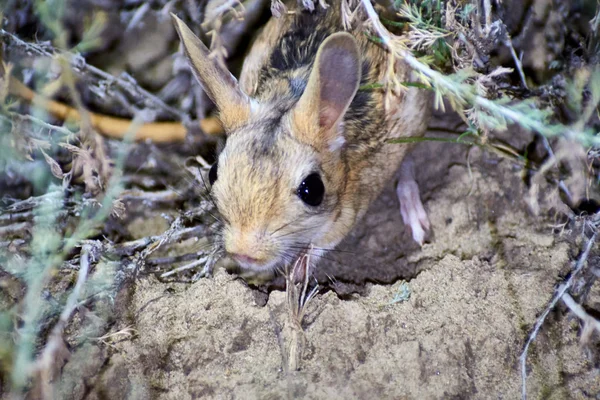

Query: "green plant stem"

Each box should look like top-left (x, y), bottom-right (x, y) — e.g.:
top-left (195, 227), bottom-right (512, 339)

top-left (360, 0), bottom-right (600, 147)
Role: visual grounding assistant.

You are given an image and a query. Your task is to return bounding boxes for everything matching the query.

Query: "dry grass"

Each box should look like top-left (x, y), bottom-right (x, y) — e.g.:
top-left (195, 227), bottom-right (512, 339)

top-left (0, 0), bottom-right (598, 398)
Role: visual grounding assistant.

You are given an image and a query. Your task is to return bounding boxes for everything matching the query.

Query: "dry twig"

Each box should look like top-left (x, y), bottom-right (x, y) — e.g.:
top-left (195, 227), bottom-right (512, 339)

top-left (29, 244), bottom-right (93, 399)
top-left (4, 73), bottom-right (222, 142)
top-left (561, 292), bottom-right (600, 344)
top-left (160, 256), bottom-right (209, 278)
top-left (0, 29), bottom-right (188, 123)
top-left (285, 251), bottom-right (319, 371)
top-left (519, 231), bottom-right (597, 400)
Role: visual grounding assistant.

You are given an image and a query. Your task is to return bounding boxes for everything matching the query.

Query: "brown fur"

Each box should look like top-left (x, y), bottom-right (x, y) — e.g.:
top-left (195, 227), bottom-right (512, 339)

top-left (172, 1), bottom-right (431, 272)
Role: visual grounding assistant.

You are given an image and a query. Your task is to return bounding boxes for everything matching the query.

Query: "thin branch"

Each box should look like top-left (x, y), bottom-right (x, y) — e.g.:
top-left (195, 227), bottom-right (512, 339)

top-left (561, 292), bottom-right (600, 337)
top-left (359, 0), bottom-right (600, 147)
top-left (113, 225), bottom-right (208, 257)
top-left (0, 29), bottom-right (190, 125)
top-left (31, 244), bottom-right (92, 398)
top-left (138, 215), bottom-right (184, 260)
top-left (483, 0), bottom-right (492, 32)
top-left (519, 232), bottom-right (596, 400)
top-left (505, 34), bottom-right (528, 90)
top-left (160, 256), bottom-right (209, 278)
top-left (146, 251), bottom-right (208, 266)
top-left (0, 112), bottom-right (75, 137)
top-left (120, 189), bottom-right (184, 203)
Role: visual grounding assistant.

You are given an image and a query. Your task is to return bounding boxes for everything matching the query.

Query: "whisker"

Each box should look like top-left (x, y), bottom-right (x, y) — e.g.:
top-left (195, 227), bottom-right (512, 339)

top-left (179, 176), bottom-right (222, 223)
top-left (325, 273), bottom-right (337, 285)
top-left (275, 240), bottom-right (352, 269)
top-left (271, 216), bottom-right (303, 236)
top-left (302, 252), bottom-right (347, 267)
top-left (284, 245), bottom-right (356, 255)
top-left (273, 224), bottom-right (321, 240)
top-left (181, 175), bottom-right (217, 206)
top-left (164, 184), bottom-right (187, 199)
top-left (202, 209), bottom-right (222, 224)
top-left (189, 240), bottom-right (220, 253)
top-left (281, 252), bottom-right (344, 273)
top-left (182, 176), bottom-right (212, 200)
top-left (195, 167), bottom-right (221, 212)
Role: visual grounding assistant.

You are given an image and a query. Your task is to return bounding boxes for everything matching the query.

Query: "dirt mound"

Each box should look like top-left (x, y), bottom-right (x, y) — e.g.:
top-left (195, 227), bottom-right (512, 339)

top-left (55, 122), bottom-right (598, 399)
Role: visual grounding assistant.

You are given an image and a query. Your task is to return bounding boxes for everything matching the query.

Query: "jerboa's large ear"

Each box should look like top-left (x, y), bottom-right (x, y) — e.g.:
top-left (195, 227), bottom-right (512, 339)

top-left (171, 13), bottom-right (250, 130)
top-left (291, 32), bottom-right (361, 150)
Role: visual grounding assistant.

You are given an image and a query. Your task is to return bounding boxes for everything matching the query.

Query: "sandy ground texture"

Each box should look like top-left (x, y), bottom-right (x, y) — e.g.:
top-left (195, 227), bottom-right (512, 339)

top-left (52, 116), bottom-right (599, 399)
top-left (1, 0), bottom-right (597, 397)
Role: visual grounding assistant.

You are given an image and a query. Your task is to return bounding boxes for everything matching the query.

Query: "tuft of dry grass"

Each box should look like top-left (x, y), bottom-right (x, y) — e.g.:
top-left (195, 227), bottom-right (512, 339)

top-left (284, 251), bottom-right (319, 371)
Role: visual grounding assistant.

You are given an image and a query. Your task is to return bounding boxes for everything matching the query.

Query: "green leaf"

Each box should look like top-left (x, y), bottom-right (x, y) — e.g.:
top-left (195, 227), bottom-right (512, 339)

top-left (403, 82), bottom-right (433, 90)
top-left (363, 32), bottom-right (385, 44)
top-left (381, 17), bottom-right (406, 28)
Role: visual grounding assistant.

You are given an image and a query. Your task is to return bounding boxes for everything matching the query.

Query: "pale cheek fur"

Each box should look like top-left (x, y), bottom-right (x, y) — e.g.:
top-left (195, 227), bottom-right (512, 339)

top-left (222, 225), bottom-right (276, 261)
top-left (214, 125), bottom-right (340, 268)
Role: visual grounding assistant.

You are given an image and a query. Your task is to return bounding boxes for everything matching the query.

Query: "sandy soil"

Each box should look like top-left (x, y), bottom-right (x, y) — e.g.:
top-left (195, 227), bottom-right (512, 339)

top-left (53, 114), bottom-right (599, 399)
top-left (1, 1), bottom-right (597, 398)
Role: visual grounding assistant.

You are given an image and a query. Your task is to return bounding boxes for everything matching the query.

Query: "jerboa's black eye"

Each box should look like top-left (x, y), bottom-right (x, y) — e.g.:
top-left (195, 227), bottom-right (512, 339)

top-left (297, 173), bottom-right (324, 206)
top-left (208, 163), bottom-right (218, 186)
